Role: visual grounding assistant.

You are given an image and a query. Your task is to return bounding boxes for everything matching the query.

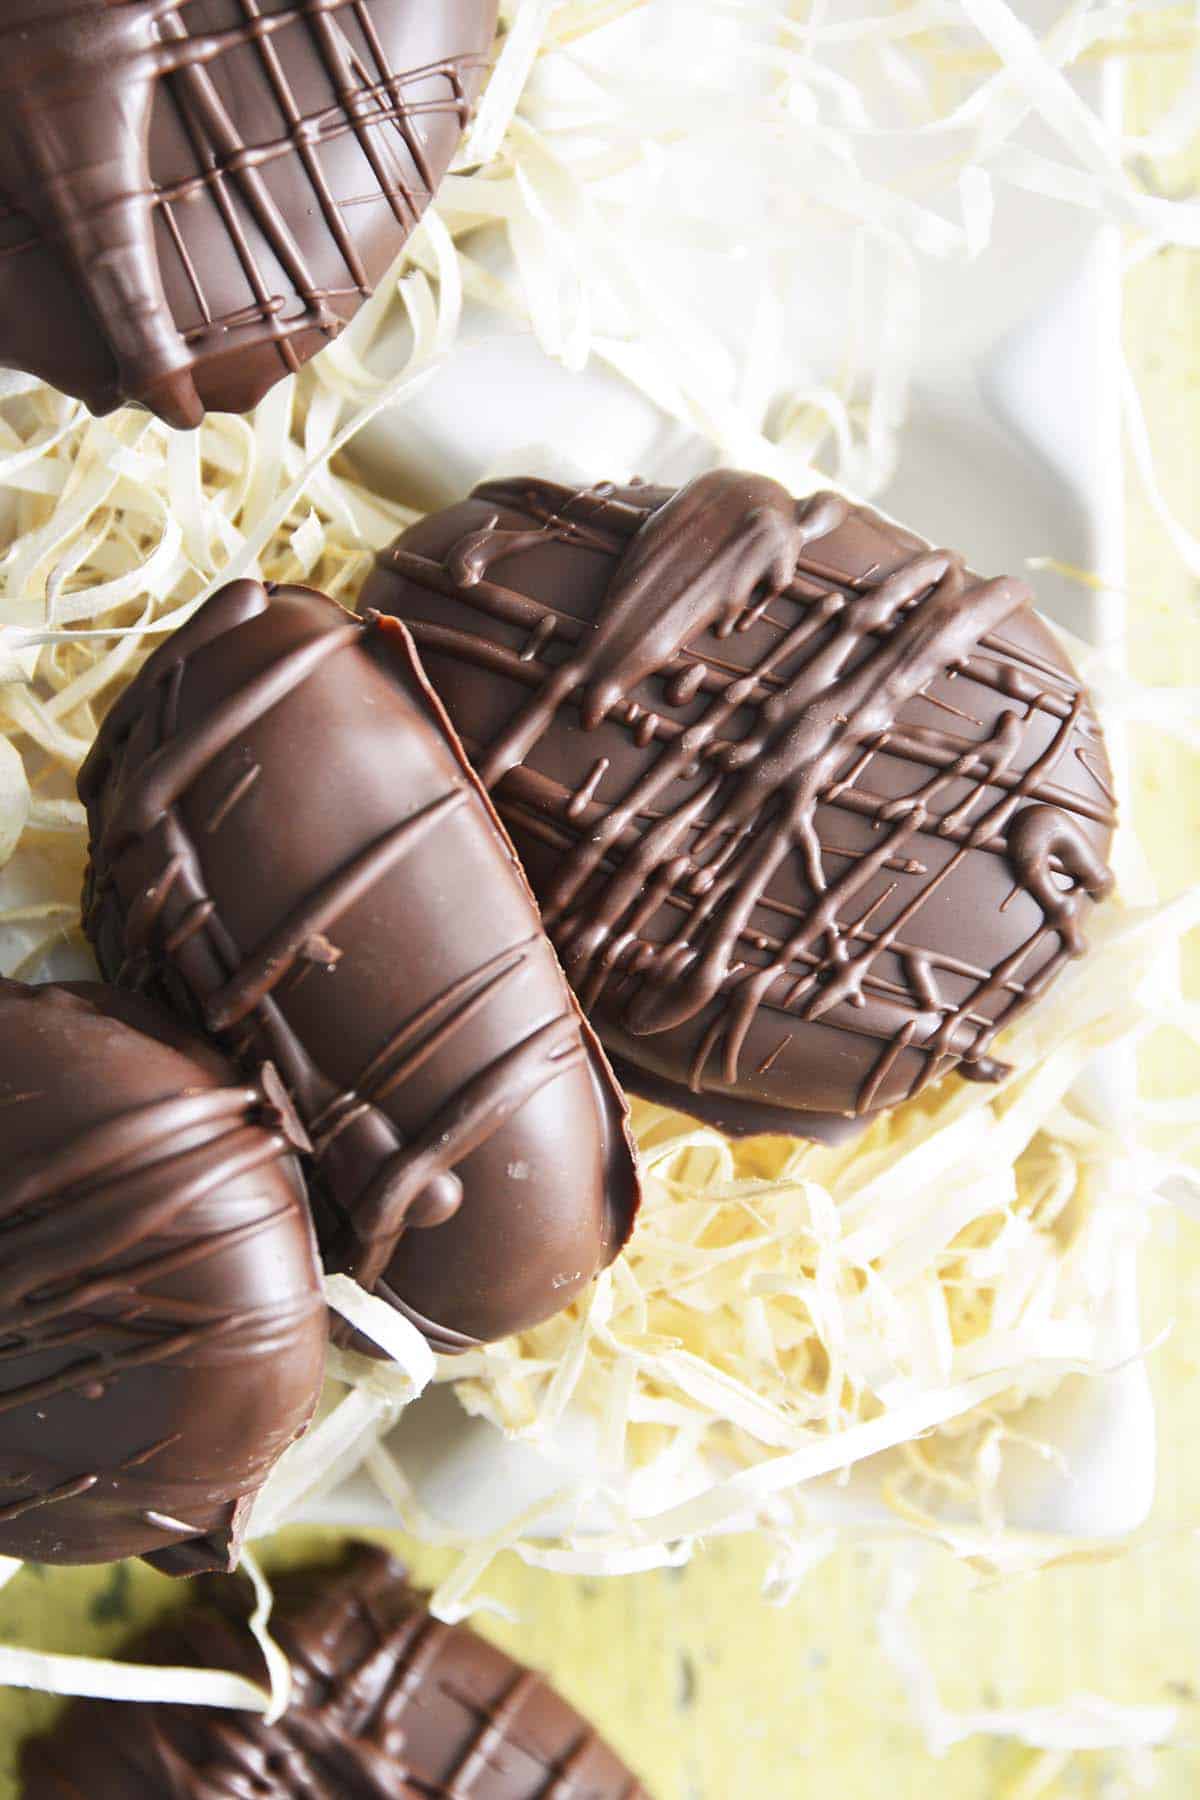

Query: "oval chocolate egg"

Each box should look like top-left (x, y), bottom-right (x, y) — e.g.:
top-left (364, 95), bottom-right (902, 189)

top-left (0, 0), bottom-right (497, 424)
top-left (360, 470), bottom-right (1116, 1143)
top-left (21, 1543), bottom-right (651, 1799)
top-left (80, 580), bottom-right (638, 1350)
top-left (0, 979), bottom-right (325, 1573)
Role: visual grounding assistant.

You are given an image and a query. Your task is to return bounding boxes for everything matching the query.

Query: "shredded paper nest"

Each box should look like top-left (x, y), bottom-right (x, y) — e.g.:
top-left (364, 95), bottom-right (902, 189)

top-left (0, 0), bottom-right (1198, 1747)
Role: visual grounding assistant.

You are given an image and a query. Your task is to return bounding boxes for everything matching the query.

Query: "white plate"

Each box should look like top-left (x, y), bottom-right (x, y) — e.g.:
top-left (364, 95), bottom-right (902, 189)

top-left (3, 17), bottom-right (1149, 1558)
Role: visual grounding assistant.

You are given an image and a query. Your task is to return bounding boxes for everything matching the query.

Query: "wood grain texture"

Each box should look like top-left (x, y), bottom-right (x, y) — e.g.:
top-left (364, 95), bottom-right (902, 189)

top-left (1, 28), bottom-right (1198, 1800)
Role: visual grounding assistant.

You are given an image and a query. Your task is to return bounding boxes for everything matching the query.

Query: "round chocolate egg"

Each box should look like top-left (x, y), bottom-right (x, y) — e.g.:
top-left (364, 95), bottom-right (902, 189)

top-left (360, 469), bottom-right (1117, 1143)
top-left (20, 1542), bottom-right (650, 1799)
top-left (79, 580), bottom-right (638, 1351)
top-left (0, 979), bottom-right (326, 1573)
top-left (0, 1), bottom-right (497, 425)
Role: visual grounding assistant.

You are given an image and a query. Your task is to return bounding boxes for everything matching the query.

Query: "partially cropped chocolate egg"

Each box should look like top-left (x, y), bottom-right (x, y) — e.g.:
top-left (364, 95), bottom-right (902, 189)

top-left (80, 580), bottom-right (638, 1352)
top-left (20, 1543), bottom-right (651, 1799)
top-left (0, 1), bottom-right (497, 425)
top-left (360, 470), bottom-right (1117, 1143)
top-left (0, 979), bottom-right (325, 1573)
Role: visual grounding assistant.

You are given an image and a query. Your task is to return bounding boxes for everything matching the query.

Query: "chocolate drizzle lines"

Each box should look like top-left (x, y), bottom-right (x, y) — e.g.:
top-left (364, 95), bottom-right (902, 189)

top-left (0, 1473), bottom-right (99, 1526)
top-left (82, 589), bottom-right (613, 1352)
top-left (386, 471), bottom-right (1116, 1119)
top-left (0, 1085), bottom-right (311, 1419)
top-left (0, 1), bottom-right (489, 424)
top-left (20, 1547), bottom-right (648, 1800)
top-left (0, 1006), bottom-right (322, 1567)
top-left (205, 759), bottom-right (261, 833)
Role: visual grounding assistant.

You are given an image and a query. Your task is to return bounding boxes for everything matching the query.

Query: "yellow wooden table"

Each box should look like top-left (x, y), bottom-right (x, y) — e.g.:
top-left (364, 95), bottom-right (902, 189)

top-left (1, 40), bottom-right (1197, 1800)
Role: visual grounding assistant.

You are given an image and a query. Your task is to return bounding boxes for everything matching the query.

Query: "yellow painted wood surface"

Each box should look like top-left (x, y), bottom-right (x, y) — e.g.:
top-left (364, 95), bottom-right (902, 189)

top-left (1, 31), bottom-right (1198, 1800)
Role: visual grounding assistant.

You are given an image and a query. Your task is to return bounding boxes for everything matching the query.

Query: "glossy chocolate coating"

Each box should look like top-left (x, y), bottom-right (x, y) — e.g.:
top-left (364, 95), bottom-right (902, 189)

top-left (20, 1543), bottom-right (650, 1799)
top-left (80, 580), bottom-right (638, 1351)
top-left (0, 979), bottom-right (325, 1574)
top-left (0, 1), bottom-right (496, 426)
top-left (360, 471), bottom-right (1117, 1142)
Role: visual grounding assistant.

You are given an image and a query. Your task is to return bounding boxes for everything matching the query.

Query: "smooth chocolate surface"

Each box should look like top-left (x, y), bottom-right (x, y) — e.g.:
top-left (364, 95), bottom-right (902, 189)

top-left (0, 1), bottom-right (496, 426)
top-left (0, 979), bottom-right (325, 1573)
top-left (80, 581), bottom-right (638, 1351)
top-left (20, 1543), bottom-right (651, 1798)
top-left (361, 471), bottom-right (1117, 1142)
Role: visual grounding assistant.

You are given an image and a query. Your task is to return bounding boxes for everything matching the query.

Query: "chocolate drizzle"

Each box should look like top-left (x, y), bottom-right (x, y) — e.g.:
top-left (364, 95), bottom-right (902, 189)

top-left (80, 580), bottom-right (638, 1351)
top-left (0, 980), bottom-right (325, 1572)
top-left (20, 1544), bottom-right (650, 1799)
top-left (362, 470), bottom-right (1117, 1140)
top-left (0, 1), bottom-right (496, 423)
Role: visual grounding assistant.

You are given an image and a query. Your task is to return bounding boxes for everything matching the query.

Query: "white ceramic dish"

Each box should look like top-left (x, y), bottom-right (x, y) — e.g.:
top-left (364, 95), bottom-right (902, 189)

top-left (1, 17), bottom-right (1150, 1560)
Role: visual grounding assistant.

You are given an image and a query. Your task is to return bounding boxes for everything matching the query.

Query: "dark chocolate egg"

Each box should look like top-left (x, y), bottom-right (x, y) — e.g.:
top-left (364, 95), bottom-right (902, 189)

top-left (0, 0), bottom-right (497, 425)
top-left (80, 580), bottom-right (638, 1351)
top-left (0, 979), bottom-right (325, 1573)
top-left (360, 470), bottom-right (1117, 1143)
top-left (20, 1543), bottom-right (651, 1799)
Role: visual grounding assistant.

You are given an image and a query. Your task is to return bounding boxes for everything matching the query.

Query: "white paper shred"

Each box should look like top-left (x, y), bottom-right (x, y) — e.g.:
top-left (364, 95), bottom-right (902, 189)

top-left (446, 901), bottom-right (1185, 1486)
top-left (878, 1565), bottom-right (1178, 1760)
top-left (0, 1640), bottom-right (272, 1715)
top-left (1120, 356), bottom-right (1200, 577)
top-left (427, 1493), bottom-right (578, 1624)
top-left (0, 1546), bottom-right (286, 1719)
top-left (0, 736), bottom-right (28, 867)
top-left (323, 1274), bottom-right (437, 1398)
top-left (239, 1548), bottom-right (293, 1727)
top-left (248, 1386), bottom-right (395, 1542)
top-left (245, 1283), bottom-right (436, 1545)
